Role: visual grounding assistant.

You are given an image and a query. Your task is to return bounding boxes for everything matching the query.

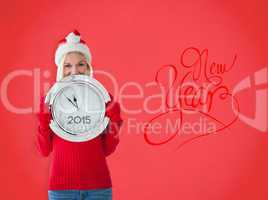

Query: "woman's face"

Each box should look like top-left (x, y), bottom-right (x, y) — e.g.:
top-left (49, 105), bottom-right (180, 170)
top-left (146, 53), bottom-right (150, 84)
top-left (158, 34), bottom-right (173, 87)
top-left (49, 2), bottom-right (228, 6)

top-left (62, 52), bottom-right (90, 78)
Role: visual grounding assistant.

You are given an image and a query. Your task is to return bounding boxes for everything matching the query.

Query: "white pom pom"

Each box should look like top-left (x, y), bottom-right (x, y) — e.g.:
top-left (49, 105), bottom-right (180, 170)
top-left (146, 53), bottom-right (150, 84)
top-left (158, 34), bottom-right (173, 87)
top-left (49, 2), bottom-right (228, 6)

top-left (66, 32), bottom-right (80, 43)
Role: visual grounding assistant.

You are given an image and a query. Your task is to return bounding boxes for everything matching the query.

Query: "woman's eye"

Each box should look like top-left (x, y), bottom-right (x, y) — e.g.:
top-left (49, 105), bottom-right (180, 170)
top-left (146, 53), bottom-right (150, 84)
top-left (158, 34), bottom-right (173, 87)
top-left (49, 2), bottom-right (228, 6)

top-left (79, 63), bottom-right (86, 66)
top-left (64, 64), bottom-right (71, 68)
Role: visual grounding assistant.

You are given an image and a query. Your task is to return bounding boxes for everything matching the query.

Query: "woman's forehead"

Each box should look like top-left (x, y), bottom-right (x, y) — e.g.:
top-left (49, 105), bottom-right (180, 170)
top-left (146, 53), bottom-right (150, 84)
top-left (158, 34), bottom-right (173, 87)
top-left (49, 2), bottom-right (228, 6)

top-left (64, 52), bottom-right (87, 62)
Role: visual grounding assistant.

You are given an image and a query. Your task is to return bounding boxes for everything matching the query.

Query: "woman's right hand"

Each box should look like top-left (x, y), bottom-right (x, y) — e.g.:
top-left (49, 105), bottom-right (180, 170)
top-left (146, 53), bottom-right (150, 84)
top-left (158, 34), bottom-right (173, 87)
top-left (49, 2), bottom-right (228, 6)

top-left (37, 96), bottom-right (52, 128)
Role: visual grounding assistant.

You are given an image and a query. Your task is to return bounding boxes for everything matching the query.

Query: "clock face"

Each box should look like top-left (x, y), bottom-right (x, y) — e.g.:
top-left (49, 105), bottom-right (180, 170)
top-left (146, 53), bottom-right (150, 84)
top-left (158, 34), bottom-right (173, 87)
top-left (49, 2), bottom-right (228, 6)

top-left (52, 82), bottom-right (105, 136)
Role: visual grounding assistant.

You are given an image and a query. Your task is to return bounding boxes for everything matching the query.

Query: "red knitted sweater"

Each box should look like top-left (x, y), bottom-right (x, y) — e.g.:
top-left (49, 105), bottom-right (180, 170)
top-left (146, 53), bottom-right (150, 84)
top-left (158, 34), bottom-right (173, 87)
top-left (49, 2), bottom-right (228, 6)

top-left (36, 94), bottom-right (123, 190)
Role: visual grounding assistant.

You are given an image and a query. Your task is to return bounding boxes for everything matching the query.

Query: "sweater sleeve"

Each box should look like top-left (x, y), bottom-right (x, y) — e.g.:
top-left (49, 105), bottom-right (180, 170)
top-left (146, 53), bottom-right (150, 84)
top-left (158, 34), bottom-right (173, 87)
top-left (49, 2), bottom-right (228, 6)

top-left (101, 94), bottom-right (123, 157)
top-left (35, 96), bottom-right (54, 157)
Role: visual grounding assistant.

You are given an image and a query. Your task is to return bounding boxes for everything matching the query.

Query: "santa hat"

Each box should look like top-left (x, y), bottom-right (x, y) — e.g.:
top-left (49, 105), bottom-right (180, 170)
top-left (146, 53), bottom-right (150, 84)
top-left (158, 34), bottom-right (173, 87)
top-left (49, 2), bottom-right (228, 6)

top-left (54, 30), bottom-right (93, 81)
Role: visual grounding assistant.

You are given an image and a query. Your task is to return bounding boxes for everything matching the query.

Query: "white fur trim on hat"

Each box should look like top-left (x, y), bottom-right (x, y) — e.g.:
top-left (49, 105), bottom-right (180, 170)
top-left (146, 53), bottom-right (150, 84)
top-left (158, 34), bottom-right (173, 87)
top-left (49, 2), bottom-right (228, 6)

top-left (55, 30), bottom-right (93, 81)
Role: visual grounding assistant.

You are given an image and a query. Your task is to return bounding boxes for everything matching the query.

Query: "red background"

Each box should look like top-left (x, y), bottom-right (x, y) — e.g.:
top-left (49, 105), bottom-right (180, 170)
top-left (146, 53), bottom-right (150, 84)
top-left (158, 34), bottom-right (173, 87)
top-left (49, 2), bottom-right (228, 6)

top-left (0, 0), bottom-right (267, 199)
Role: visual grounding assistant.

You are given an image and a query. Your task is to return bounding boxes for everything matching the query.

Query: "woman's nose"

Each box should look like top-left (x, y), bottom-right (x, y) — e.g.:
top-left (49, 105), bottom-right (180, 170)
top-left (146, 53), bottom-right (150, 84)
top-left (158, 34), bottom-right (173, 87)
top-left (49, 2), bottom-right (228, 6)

top-left (70, 66), bottom-right (79, 75)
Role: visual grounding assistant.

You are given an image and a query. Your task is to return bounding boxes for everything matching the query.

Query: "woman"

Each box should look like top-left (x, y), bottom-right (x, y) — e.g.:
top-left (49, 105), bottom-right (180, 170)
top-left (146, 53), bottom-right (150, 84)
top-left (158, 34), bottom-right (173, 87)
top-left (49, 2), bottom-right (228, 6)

top-left (36, 30), bottom-right (123, 200)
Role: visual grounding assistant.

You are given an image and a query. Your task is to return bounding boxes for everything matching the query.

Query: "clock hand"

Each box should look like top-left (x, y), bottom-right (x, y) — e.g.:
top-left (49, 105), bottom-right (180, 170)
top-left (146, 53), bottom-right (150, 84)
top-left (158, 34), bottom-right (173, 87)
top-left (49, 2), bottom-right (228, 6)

top-left (73, 96), bottom-right (79, 109)
top-left (63, 94), bottom-right (78, 109)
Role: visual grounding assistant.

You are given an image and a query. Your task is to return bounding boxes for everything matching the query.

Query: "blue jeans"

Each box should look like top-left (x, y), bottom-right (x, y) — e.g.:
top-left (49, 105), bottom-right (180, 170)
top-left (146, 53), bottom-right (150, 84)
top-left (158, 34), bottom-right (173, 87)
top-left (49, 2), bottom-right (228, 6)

top-left (48, 188), bottom-right (112, 200)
